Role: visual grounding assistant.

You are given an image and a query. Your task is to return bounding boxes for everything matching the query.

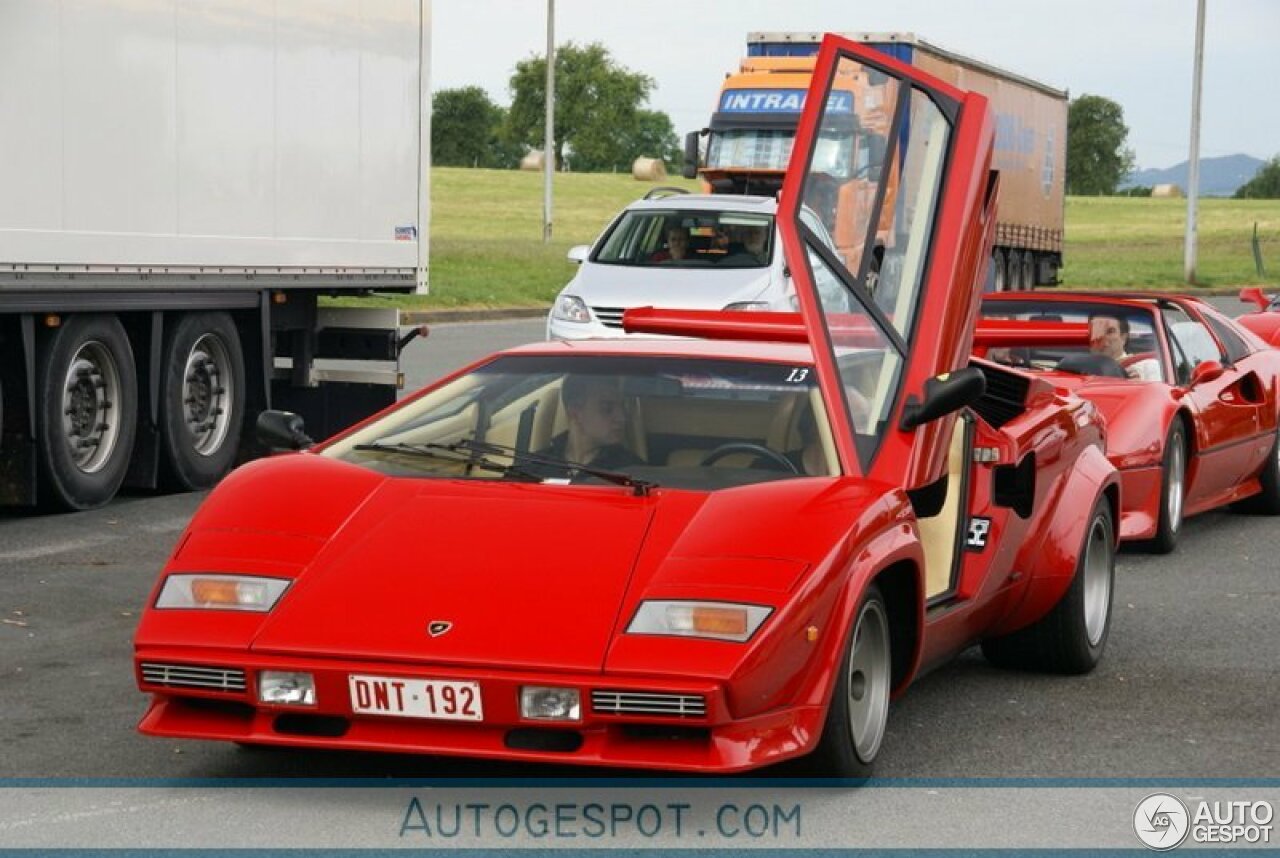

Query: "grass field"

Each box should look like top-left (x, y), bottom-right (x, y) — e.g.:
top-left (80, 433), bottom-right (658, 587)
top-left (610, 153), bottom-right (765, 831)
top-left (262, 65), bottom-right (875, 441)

top-left (335, 167), bottom-right (1280, 311)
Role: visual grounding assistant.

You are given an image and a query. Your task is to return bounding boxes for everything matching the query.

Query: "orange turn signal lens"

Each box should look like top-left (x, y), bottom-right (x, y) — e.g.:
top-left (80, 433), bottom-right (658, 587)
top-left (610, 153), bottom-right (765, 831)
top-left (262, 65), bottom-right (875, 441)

top-left (191, 579), bottom-right (241, 605)
top-left (690, 606), bottom-right (748, 636)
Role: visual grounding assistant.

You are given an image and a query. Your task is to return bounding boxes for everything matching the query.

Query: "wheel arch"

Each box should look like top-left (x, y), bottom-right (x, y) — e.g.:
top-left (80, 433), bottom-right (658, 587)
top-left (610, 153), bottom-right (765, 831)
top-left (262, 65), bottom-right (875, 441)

top-left (872, 559), bottom-right (922, 694)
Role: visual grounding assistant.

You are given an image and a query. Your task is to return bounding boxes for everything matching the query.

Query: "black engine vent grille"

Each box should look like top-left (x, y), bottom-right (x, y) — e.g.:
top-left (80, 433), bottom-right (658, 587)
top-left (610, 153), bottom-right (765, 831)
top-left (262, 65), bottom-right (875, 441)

top-left (970, 363), bottom-right (1030, 429)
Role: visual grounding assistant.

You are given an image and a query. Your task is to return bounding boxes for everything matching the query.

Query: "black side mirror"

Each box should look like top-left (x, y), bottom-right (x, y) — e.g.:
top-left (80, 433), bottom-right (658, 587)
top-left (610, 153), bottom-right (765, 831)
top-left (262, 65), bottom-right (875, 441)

top-left (899, 367), bottom-right (986, 432)
top-left (682, 131), bottom-right (700, 180)
top-left (256, 410), bottom-right (313, 451)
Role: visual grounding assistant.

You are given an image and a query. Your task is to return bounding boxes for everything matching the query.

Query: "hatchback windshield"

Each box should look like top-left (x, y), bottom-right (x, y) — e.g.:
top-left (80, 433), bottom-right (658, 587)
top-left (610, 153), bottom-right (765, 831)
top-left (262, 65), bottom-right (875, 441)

top-left (324, 355), bottom-right (839, 490)
top-left (594, 209), bottom-right (774, 269)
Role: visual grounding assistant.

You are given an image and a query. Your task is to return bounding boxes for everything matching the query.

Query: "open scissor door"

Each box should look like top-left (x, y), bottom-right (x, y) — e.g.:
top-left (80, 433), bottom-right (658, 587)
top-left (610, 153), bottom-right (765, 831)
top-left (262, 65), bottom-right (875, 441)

top-left (777, 36), bottom-right (999, 489)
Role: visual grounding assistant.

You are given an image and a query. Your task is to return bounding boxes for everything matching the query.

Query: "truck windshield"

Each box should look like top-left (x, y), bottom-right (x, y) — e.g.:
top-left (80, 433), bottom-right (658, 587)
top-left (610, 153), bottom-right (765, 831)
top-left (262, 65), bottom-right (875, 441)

top-left (594, 209), bottom-right (774, 269)
top-left (707, 129), bottom-right (855, 179)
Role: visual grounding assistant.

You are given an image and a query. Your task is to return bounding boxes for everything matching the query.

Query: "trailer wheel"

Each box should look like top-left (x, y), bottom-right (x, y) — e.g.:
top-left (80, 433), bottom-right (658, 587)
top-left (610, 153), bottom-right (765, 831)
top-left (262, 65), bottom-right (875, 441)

top-left (159, 312), bottom-right (245, 490)
top-left (992, 249), bottom-right (1007, 292)
top-left (1007, 251), bottom-right (1025, 291)
top-left (1020, 251), bottom-right (1036, 289)
top-left (37, 315), bottom-right (138, 510)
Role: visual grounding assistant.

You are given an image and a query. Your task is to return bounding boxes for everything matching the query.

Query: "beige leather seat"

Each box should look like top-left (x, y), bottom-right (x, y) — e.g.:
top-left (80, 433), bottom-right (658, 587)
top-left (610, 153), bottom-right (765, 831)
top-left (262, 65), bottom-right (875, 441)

top-left (916, 417), bottom-right (970, 600)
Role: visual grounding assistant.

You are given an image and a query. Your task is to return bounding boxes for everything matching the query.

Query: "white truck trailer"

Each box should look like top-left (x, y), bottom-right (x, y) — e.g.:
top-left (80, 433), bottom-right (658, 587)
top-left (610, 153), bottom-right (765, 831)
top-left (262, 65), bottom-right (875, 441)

top-left (0, 0), bottom-right (431, 509)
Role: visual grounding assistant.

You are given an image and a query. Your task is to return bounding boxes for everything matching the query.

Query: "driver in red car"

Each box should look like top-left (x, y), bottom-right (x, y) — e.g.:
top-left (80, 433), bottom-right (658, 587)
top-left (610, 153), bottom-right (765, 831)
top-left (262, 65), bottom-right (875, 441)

top-left (1089, 314), bottom-right (1162, 381)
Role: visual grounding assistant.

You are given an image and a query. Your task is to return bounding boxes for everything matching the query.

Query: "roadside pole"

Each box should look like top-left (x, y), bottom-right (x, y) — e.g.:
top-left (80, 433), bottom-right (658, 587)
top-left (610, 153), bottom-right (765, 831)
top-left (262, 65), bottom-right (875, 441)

top-left (543, 0), bottom-right (554, 243)
top-left (1184, 0), bottom-right (1205, 284)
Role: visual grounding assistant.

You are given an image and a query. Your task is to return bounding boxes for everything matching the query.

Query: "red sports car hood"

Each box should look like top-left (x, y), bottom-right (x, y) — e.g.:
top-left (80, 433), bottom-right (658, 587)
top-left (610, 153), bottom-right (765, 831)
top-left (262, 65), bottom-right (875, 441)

top-left (249, 472), bottom-right (654, 671)
top-left (173, 455), bottom-right (886, 673)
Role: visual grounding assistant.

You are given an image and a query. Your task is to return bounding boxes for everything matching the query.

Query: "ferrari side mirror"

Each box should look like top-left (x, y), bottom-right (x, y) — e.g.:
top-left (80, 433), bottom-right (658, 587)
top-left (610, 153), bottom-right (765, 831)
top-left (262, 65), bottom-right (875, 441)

top-left (256, 410), bottom-right (313, 451)
top-left (1189, 360), bottom-right (1225, 387)
top-left (899, 367), bottom-right (986, 432)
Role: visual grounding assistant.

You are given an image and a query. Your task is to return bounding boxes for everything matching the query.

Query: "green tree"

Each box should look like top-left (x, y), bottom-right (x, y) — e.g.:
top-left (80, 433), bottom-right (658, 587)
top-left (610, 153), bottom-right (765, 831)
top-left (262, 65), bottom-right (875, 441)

top-left (1235, 156), bottom-right (1280, 199)
top-left (506, 42), bottom-right (674, 172)
top-left (1066, 94), bottom-right (1136, 195)
top-left (432, 86), bottom-right (522, 169)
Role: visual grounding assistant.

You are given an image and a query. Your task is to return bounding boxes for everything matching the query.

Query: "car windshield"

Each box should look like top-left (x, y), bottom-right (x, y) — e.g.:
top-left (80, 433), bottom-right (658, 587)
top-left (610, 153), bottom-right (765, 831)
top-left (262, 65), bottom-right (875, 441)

top-left (981, 300), bottom-right (1166, 382)
top-left (594, 209), bottom-right (774, 269)
top-left (323, 355), bottom-right (840, 491)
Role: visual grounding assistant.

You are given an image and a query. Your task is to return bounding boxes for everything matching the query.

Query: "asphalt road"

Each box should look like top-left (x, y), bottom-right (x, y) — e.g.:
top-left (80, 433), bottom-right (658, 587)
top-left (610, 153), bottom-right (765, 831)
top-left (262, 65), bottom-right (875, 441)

top-left (2, 294), bottom-right (1276, 779)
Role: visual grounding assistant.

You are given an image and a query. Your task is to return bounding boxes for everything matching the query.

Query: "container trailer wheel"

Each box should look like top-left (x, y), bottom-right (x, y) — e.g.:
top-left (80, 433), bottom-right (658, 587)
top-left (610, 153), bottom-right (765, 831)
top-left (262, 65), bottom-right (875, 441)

top-left (37, 314), bottom-right (138, 510)
top-left (159, 312), bottom-right (246, 490)
top-left (992, 249), bottom-right (1007, 292)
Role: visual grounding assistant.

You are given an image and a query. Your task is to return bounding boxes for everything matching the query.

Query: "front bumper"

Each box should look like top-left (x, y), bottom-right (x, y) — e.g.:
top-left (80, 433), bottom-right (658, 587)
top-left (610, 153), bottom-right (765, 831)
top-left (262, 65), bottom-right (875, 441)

top-left (135, 648), bottom-right (822, 773)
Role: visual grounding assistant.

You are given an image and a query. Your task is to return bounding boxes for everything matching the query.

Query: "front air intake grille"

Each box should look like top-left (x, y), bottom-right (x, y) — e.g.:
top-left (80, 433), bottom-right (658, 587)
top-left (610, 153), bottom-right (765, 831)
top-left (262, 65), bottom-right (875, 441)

top-left (140, 662), bottom-right (246, 693)
top-left (591, 690), bottom-right (707, 718)
top-left (590, 306), bottom-right (626, 329)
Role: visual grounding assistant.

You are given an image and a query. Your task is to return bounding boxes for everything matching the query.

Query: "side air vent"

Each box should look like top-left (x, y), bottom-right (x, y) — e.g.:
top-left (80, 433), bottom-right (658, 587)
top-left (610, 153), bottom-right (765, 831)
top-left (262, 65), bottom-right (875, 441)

top-left (140, 662), bottom-right (247, 692)
top-left (970, 363), bottom-right (1030, 429)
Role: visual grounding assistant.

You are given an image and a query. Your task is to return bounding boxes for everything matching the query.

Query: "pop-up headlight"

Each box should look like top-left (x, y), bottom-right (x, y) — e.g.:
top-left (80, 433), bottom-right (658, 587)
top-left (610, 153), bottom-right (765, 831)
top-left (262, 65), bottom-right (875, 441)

top-left (155, 574), bottom-right (290, 612)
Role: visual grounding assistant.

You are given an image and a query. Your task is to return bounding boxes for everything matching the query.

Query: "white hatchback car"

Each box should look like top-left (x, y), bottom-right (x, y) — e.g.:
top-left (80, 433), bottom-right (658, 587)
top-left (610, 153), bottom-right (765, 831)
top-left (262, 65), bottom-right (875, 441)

top-left (546, 192), bottom-right (844, 340)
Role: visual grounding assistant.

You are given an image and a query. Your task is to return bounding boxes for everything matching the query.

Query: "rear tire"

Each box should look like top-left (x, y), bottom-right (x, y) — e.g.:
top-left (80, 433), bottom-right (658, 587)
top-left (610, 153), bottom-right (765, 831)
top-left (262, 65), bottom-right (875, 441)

top-left (806, 584), bottom-right (892, 777)
top-left (36, 315), bottom-right (138, 510)
top-left (1143, 422), bottom-right (1187, 554)
top-left (1236, 424), bottom-right (1280, 514)
top-left (159, 312), bottom-right (246, 490)
top-left (982, 499), bottom-right (1115, 674)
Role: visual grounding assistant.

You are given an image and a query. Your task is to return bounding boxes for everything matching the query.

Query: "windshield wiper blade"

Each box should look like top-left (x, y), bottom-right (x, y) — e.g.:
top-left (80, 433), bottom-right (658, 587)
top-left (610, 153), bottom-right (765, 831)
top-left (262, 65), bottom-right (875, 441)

top-left (352, 442), bottom-right (540, 481)
top-left (449, 438), bottom-right (656, 497)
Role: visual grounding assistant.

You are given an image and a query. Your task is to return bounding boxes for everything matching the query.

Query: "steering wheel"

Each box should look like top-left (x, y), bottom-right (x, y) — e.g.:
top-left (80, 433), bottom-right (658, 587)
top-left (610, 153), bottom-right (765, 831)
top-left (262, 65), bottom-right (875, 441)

top-left (699, 442), bottom-right (799, 474)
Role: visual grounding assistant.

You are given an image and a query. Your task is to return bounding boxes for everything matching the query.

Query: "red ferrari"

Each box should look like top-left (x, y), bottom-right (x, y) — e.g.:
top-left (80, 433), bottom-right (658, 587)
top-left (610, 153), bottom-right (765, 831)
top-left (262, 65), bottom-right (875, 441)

top-left (979, 292), bottom-right (1280, 553)
top-left (135, 37), bottom-right (1120, 775)
top-left (1237, 287), bottom-right (1280, 346)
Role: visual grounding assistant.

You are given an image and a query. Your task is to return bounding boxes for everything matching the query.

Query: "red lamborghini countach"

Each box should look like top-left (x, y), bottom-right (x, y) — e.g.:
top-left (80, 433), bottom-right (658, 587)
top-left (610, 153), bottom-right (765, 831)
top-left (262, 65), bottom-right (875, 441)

top-left (979, 292), bottom-right (1280, 553)
top-left (135, 37), bottom-right (1120, 775)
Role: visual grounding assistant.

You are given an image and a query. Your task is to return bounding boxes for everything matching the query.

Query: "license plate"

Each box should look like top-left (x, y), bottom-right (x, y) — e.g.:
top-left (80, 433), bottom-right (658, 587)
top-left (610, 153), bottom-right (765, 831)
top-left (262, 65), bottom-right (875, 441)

top-left (348, 674), bottom-right (483, 721)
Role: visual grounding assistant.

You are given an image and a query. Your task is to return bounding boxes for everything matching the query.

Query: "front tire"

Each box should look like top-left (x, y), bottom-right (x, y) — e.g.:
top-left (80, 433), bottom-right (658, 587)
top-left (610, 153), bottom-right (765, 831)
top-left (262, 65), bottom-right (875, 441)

top-left (807, 584), bottom-right (892, 777)
top-left (159, 312), bottom-right (246, 490)
top-left (1144, 422), bottom-right (1187, 554)
top-left (982, 500), bottom-right (1115, 674)
top-left (36, 315), bottom-right (138, 510)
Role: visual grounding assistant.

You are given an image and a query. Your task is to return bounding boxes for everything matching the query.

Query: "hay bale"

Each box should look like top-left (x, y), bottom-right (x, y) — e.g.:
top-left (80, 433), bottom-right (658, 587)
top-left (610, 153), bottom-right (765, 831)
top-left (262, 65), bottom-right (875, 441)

top-left (520, 150), bottom-right (545, 171)
top-left (632, 157), bottom-right (668, 182)
top-left (1152, 183), bottom-right (1185, 198)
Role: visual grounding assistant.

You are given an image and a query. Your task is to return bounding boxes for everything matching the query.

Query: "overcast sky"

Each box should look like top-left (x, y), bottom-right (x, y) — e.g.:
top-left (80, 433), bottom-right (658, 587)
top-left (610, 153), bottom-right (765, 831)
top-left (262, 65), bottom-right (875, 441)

top-left (432, 0), bottom-right (1278, 170)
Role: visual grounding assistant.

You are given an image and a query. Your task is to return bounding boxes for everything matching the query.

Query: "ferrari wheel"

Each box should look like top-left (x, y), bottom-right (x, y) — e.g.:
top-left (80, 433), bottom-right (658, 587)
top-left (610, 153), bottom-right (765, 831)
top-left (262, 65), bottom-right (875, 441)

top-left (1145, 422), bottom-right (1186, 554)
top-left (808, 584), bottom-right (891, 777)
top-left (1236, 424), bottom-right (1280, 514)
top-left (982, 499), bottom-right (1115, 675)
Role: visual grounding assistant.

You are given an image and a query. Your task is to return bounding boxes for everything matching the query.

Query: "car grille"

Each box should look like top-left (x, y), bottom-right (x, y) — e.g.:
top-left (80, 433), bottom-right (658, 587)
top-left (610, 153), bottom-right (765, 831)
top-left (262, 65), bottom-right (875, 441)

top-left (591, 690), bottom-right (707, 718)
top-left (140, 662), bottom-right (247, 693)
top-left (590, 306), bottom-right (626, 330)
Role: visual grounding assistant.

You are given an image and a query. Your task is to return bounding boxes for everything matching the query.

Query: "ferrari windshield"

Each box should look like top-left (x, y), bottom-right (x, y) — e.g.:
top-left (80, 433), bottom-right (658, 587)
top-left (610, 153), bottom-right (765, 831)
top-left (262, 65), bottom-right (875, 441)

top-left (982, 300), bottom-right (1166, 383)
top-left (323, 355), bottom-right (840, 490)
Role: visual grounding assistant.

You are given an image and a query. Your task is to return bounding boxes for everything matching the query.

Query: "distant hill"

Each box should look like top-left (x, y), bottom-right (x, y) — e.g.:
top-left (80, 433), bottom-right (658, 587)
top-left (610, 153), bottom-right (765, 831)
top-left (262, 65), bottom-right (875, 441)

top-left (1121, 153), bottom-right (1265, 197)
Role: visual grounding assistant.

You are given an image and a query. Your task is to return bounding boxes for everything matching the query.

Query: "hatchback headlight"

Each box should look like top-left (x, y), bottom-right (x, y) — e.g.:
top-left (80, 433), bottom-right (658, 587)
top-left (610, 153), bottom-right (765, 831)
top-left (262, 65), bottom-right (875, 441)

top-left (552, 294), bottom-right (591, 323)
top-left (627, 600), bottom-right (773, 642)
top-left (155, 574), bottom-right (291, 612)
top-left (722, 301), bottom-right (772, 312)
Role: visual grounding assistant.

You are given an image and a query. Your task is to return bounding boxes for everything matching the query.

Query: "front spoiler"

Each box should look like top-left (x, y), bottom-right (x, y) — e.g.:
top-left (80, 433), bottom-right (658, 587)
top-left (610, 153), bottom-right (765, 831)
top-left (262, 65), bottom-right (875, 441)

top-left (134, 647), bottom-right (824, 773)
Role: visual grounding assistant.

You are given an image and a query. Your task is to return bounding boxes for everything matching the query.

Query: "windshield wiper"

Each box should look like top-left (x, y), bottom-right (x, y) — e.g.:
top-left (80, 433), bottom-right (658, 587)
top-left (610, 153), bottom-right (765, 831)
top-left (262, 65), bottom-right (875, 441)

top-left (448, 438), bottom-right (657, 497)
top-left (351, 442), bottom-right (542, 482)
